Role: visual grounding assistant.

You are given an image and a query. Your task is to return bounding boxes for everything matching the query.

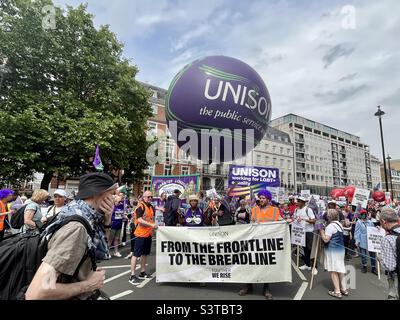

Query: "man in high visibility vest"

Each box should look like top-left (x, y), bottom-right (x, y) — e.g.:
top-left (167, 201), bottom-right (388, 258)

top-left (129, 190), bottom-right (157, 286)
top-left (239, 189), bottom-right (282, 300)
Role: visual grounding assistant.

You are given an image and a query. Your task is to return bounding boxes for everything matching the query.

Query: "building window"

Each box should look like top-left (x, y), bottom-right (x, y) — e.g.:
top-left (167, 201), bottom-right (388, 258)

top-left (273, 158), bottom-right (277, 166)
top-left (152, 104), bottom-right (158, 115)
top-left (181, 166), bottom-right (189, 175)
top-left (151, 89), bottom-right (158, 99)
top-left (147, 122), bottom-right (157, 137)
top-left (256, 154), bottom-right (261, 165)
top-left (280, 159), bottom-right (284, 167)
top-left (272, 145), bottom-right (276, 153)
top-left (164, 164), bottom-right (172, 176)
top-left (287, 148), bottom-right (291, 155)
top-left (165, 141), bottom-right (174, 160)
top-left (265, 155), bottom-right (269, 164)
top-left (287, 160), bottom-right (291, 169)
top-left (280, 147), bottom-right (283, 154)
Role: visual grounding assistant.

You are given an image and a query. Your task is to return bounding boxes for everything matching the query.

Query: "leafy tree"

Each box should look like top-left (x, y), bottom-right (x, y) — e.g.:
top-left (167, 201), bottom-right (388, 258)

top-left (0, 0), bottom-right (152, 189)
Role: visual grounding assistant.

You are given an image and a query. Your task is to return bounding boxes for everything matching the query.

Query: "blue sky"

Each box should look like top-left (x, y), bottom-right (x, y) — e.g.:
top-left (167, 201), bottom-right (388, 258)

top-left (54, 0), bottom-right (400, 160)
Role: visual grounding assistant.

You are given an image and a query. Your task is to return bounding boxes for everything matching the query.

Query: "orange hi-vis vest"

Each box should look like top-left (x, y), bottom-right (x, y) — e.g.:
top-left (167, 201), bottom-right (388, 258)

top-left (0, 201), bottom-right (6, 231)
top-left (251, 205), bottom-right (279, 223)
top-left (134, 201), bottom-right (155, 238)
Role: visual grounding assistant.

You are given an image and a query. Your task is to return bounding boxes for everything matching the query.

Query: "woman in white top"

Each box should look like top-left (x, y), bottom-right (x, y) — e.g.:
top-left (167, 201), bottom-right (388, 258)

top-left (320, 209), bottom-right (348, 299)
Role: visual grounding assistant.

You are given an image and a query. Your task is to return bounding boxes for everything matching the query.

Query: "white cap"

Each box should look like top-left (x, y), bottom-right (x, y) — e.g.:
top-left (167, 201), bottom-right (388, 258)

top-left (54, 189), bottom-right (67, 198)
top-left (328, 199), bottom-right (337, 204)
top-left (297, 196), bottom-right (307, 202)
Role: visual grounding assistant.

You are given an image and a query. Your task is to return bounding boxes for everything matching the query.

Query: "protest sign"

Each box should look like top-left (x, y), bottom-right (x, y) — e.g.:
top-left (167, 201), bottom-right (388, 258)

top-left (151, 175), bottom-right (200, 198)
top-left (156, 222), bottom-right (291, 283)
top-left (206, 188), bottom-right (219, 199)
top-left (311, 194), bottom-right (320, 202)
top-left (367, 227), bottom-right (386, 253)
top-left (228, 165), bottom-right (280, 197)
top-left (265, 187), bottom-right (285, 202)
top-left (301, 190), bottom-right (311, 201)
top-left (291, 221), bottom-right (306, 247)
top-left (351, 188), bottom-right (371, 209)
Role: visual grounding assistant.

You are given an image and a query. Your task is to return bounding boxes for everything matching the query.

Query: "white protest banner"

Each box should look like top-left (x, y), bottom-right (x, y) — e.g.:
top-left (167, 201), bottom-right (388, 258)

top-left (291, 221), bottom-right (306, 247)
top-left (156, 222), bottom-right (292, 283)
top-left (351, 188), bottom-right (371, 209)
top-left (367, 227), bottom-right (386, 253)
top-left (301, 190), bottom-right (311, 201)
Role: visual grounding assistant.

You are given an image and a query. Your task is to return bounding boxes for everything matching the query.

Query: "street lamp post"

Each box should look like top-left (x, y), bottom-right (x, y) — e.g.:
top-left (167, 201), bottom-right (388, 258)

top-left (387, 155), bottom-right (394, 198)
top-left (374, 106), bottom-right (389, 192)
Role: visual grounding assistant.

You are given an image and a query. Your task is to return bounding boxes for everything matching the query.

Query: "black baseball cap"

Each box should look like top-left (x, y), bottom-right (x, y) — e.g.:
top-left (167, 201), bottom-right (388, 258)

top-left (76, 173), bottom-right (118, 200)
top-left (174, 189), bottom-right (182, 194)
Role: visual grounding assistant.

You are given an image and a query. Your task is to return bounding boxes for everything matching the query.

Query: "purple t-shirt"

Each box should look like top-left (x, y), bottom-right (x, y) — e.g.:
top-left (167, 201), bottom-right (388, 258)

top-left (111, 200), bottom-right (127, 229)
top-left (184, 208), bottom-right (204, 227)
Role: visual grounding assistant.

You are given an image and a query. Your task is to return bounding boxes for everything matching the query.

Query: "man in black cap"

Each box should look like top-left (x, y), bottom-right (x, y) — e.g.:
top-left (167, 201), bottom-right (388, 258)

top-left (164, 189), bottom-right (182, 226)
top-left (26, 172), bottom-right (118, 300)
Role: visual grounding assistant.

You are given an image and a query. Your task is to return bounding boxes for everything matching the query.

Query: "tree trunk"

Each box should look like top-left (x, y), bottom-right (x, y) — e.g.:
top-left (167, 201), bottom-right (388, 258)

top-left (40, 171), bottom-right (54, 190)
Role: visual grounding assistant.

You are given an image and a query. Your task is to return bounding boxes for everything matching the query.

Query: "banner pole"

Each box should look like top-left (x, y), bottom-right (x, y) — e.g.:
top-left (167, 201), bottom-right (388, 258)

top-left (296, 245), bottom-right (300, 268)
top-left (309, 236), bottom-right (320, 290)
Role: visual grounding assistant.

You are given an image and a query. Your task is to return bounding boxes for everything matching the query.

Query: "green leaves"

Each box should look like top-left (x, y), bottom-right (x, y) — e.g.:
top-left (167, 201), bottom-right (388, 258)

top-left (0, 0), bottom-right (152, 187)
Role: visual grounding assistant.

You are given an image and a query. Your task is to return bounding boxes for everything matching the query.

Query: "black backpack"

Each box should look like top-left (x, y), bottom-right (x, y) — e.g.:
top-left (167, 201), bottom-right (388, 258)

top-left (10, 204), bottom-right (29, 229)
top-left (0, 214), bottom-right (96, 300)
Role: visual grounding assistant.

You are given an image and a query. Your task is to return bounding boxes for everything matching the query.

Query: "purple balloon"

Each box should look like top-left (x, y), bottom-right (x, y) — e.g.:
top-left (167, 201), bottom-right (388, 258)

top-left (166, 55), bottom-right (271, 163)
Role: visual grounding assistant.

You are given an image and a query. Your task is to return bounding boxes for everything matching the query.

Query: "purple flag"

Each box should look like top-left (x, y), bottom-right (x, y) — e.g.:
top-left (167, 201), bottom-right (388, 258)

top-left (93, 144), bottom-right (104, 171)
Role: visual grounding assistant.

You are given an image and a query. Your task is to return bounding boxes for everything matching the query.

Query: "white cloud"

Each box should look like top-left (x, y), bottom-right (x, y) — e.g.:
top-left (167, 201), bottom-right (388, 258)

top-left (53, 0), bottom-right (400, 160)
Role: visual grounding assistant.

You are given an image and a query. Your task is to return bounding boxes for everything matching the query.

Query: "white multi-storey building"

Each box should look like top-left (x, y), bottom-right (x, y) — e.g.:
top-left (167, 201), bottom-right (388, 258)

top-left (271, 114), bottom-right (379, 195)
top-left (370, 155), bottom-right (382, 189)
top-left (195, 127), bottom-right (295, 193)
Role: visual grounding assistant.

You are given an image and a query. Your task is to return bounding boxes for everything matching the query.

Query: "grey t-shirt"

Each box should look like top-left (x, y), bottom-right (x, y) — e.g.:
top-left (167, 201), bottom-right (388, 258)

top-left (22, 201), bottom-right (43, 233)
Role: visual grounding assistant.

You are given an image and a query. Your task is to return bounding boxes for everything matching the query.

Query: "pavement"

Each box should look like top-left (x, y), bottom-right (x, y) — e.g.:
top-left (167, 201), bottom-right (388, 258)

top-left (99, 236), bottom-right (389, 301)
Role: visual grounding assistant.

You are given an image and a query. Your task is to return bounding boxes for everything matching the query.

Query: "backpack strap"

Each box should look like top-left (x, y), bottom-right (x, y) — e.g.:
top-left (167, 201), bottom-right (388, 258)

top-left (331, 221), bottom-right (344, 232)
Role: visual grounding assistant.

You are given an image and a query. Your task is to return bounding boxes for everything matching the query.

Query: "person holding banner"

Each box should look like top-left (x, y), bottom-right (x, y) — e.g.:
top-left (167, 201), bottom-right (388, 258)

top-left (294, 197), bottom-right (316, 272)
top-left (181, 195), bottom-right (205, 227)
top-left (238, 189), bottom-right (282, 300)
top-left (354, 210), bottom-right (377, 275)
top-left (234, 199), bottom-right (251, 224)
top-left (379, 207), bottom-right (400, 300)
top-left (319, 209), bottom-right (348, 299)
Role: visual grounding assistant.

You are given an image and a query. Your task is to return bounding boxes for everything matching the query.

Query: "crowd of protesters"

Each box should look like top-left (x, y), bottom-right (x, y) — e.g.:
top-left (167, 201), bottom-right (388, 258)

top-left (1, 174), bottom-right (400, 300)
